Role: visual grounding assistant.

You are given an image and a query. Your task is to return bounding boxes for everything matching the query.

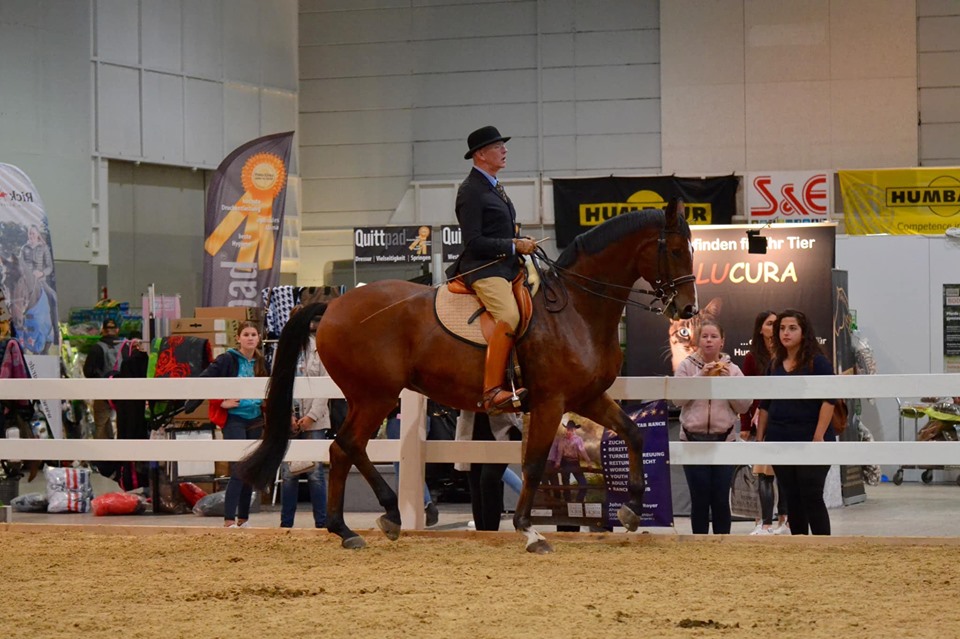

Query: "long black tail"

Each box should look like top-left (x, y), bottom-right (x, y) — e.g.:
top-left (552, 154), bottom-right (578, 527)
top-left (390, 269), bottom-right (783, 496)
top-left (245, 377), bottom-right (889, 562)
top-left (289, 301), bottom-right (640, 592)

top-left (237, 302), bottom-right (327, 489)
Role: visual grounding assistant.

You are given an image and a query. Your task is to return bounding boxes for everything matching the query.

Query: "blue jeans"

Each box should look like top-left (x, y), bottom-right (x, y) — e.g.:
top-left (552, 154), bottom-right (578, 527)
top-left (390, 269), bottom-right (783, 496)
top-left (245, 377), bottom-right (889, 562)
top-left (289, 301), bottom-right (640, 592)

top-left (280, 430), bottom-right (327, 528)
top-left (386, 417), bottom-right (432, 505)
top-left (683, 464), bottom-right (735, 534)
top-left (222, 415), bottom-right (263, 522)
top-left (502, 467), bottom-right (522, 494)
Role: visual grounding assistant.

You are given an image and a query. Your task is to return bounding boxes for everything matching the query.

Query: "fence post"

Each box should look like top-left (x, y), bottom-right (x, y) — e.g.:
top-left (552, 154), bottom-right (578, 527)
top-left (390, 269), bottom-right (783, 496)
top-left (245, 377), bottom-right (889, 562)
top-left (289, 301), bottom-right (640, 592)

top-left (398, 389), bottom-right (428, 529)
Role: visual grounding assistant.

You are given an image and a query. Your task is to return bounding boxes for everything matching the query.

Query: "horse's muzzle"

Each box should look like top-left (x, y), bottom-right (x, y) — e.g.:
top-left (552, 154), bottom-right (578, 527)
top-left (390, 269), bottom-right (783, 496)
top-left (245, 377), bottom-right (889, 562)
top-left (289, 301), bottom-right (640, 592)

top-left (678, 304), bottom-right (698, 319)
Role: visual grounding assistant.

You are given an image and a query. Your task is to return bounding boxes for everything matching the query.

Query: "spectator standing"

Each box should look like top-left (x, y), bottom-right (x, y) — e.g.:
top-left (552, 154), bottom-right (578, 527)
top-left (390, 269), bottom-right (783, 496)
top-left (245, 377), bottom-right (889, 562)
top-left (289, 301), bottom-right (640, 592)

top-left (740, 310), bottom-right (789, 535)
top-left (458, 410), bottom-right (522, 531)
top-left (675, 321), bottom-right (751, 534)
top-left (82, 318), bottom-right (122, 439)
top-left (188, 321), bottom-right (268, 528)
top-left (756, 309), bottom-right (837, 536)
top-left (280, 307), bottom-right (328, 529)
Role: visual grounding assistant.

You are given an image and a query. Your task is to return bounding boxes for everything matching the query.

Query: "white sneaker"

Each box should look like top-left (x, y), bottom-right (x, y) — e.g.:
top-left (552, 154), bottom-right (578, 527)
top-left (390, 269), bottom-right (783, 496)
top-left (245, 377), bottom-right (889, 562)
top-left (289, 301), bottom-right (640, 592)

top-left (467, 520), bottom-right (476, 530)
top-left (749, 525), bottom-right (773, 535)
top-left (774, 522), bottom-right (791, 535)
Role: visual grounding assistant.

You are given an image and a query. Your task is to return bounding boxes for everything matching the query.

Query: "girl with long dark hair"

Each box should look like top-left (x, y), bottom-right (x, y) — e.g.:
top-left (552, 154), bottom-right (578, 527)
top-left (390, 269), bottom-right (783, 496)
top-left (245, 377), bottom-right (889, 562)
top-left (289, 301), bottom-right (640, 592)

top-left (756, 309), bottom-right (837, 535)
top-left (192, 321), bottom-right (268, 527)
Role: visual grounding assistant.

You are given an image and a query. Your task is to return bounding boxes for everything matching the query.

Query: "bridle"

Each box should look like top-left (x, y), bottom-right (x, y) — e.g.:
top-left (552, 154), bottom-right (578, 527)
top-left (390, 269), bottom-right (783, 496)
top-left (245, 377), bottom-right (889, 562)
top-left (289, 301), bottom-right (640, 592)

top-left (535, 225), bottom-right (696, 315)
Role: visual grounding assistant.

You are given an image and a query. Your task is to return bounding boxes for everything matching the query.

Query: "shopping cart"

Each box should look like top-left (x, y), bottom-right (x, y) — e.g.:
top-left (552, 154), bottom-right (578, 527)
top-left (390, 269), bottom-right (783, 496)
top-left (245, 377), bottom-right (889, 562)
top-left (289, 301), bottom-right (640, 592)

top-left (893, 397), bottom-right (960, 486)
top-left (146, 403), bottom-right (220, 513)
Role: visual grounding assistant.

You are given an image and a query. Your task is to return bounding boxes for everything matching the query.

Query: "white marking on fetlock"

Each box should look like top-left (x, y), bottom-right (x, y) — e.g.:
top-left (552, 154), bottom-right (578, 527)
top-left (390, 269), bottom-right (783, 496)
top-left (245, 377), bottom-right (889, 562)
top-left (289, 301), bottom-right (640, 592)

top-left (520, 527), bottom-right (546, 548)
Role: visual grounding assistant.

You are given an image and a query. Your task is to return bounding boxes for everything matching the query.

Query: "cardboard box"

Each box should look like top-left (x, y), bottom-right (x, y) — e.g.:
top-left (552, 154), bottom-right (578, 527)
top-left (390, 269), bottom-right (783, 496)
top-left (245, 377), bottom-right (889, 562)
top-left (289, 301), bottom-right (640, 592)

top-left (194, 306), bottom-right (260, 322)
top-left (171, 317), bottom-right (239, 335)
top-left (174, 400), bottom-right (209, 422)
top-left (170, 331), bottom-right (230, 346)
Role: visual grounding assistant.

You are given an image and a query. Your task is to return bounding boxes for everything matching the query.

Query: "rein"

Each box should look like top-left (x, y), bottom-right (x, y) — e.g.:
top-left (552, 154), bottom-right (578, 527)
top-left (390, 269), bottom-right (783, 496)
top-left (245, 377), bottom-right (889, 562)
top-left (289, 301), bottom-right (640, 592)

top-left (534, 227), bottom-right (695, 315)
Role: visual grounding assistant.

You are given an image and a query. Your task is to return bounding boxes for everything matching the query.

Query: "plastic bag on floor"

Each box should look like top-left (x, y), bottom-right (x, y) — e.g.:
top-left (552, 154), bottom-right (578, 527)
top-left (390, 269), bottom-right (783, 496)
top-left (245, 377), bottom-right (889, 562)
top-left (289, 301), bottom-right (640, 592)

top-left (92, 492), bottom-right (146, 516)
top-left (10, 492), bottom-right (48, 512)
top-left (191, 490), bottom-right (259, 517)
top-left (45, 466), bottom-right (93, 513)
top-left (193, 491), bottom-right (225, 517)
top-left (178, 482), bottom-right (207, 508)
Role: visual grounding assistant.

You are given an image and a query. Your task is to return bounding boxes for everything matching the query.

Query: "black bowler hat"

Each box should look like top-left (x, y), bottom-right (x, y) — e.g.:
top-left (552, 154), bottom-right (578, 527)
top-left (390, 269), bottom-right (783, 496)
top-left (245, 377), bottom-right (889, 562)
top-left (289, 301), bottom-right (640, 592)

top-left (464, 126), bottom-right (510, 160)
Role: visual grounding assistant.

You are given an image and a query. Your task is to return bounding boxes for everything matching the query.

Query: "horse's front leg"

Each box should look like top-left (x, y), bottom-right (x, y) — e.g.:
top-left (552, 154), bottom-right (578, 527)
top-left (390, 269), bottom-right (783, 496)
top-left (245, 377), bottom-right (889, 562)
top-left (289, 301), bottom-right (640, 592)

top-left (512, 400), bottom-right (564, 554)
top-left (578, 393), bottom-right (645, 532)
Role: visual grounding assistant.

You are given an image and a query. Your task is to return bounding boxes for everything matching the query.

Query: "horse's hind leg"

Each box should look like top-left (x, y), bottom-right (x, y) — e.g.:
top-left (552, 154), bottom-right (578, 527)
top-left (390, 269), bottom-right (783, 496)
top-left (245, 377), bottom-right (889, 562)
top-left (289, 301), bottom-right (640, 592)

top-left (579, 393), bottom-right (645, 531)
top-left (326, 441), bottom-right (364, 548)
top-left (326, 399), bottom-right (399, 549)
top-left (351, 447), bottom-right (402, 541)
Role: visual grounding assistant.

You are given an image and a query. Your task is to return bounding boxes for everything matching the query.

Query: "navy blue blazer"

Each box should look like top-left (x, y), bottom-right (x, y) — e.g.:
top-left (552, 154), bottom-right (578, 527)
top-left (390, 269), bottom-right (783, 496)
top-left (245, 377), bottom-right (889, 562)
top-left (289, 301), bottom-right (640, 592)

top-left (447, 168), bottom-right (522, 285)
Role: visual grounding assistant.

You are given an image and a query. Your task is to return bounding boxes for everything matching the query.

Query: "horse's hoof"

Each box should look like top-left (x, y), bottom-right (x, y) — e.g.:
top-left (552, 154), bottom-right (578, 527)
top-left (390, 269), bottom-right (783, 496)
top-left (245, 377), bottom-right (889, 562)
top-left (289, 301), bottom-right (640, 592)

top-left (617, 504), bottom-right (641, 532)
top-left (376, 515), bottom-right (401, 541)
top-left (341, 536), bottom-right (366, 550)
top-left (526, 539), bottom-right (553, 554)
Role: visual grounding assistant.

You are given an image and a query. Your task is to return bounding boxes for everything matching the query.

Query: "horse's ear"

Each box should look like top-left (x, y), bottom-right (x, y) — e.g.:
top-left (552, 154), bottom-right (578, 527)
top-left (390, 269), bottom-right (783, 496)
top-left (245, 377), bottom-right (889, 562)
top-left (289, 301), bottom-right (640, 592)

top-left (665, 198), bottom-right (684, 228)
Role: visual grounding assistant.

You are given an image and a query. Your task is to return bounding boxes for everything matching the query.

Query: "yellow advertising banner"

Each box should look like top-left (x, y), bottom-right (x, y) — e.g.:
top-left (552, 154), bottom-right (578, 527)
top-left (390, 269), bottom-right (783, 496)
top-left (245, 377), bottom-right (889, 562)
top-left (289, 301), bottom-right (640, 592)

top-left (839, 168), bottom-right (960, 235)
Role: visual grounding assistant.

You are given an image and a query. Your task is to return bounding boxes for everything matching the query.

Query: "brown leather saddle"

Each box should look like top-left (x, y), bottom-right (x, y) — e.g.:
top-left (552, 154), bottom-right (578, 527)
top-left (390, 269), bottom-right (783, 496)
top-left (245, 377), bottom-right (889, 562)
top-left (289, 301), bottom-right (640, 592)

top-left (436, 271), bottom-right (533, 346)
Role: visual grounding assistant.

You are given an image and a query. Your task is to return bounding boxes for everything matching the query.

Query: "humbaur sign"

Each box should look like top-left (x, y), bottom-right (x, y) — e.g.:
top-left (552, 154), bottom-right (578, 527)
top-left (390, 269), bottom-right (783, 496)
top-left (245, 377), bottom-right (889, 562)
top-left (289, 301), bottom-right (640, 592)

top-left (202, 132), bottom-right (294, 307)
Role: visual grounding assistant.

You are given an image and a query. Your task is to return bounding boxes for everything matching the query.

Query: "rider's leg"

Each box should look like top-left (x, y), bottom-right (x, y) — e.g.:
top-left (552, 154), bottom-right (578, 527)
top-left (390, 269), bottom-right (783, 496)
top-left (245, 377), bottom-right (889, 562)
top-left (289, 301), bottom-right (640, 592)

top-left (471, 277), bottom-right (526, 413)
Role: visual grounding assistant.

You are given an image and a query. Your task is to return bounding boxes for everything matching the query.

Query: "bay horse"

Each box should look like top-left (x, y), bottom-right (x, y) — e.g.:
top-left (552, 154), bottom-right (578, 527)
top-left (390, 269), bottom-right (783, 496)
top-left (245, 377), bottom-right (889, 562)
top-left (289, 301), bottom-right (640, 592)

top-left (240, 199), bottom-right (698, 552)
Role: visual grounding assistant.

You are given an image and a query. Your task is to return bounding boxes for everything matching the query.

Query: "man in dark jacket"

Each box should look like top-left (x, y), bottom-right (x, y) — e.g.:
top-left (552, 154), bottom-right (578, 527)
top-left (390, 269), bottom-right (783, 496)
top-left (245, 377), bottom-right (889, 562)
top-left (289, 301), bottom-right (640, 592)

top-left (82, 318), bottom-right (122, 438)
top-left (448, 126), bottom-right (536, 413)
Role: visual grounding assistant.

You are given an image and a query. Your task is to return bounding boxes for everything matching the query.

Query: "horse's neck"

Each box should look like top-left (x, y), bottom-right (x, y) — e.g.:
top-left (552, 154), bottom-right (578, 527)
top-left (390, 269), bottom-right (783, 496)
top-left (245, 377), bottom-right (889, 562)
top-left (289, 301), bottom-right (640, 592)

top-left (563, 263), bottom-right (632, 340)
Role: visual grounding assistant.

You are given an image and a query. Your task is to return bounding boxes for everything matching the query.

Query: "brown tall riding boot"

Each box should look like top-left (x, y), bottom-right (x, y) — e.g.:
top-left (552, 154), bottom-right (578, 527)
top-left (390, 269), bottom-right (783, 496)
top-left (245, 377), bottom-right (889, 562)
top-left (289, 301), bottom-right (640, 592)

top-left (481, 320), bottom-right (527, 414)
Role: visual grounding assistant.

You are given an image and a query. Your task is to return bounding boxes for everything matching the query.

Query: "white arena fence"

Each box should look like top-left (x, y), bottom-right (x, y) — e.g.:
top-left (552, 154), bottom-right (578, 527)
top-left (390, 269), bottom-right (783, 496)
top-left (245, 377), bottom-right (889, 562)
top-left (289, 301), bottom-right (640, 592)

top-left (1, 374), bottom-right (959, 527)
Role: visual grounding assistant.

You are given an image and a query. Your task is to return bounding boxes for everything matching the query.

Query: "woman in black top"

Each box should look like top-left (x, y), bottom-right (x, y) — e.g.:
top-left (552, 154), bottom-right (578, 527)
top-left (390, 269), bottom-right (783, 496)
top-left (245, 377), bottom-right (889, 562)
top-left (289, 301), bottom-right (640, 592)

top-left (756, 310), bottom-right (836, 535)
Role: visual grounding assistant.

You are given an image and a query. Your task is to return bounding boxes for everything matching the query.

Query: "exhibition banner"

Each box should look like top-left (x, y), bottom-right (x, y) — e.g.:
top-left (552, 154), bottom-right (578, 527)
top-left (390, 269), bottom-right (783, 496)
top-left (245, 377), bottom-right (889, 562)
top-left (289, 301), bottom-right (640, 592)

top-left (625, 224), bottom-right (836, 376)
top-left (440, 225), bottom-right (463, 263)
top-left (529, 401), bottom-right (672, 529)
top-left (552, 175), bottom-right (738, 247)
top-left (838, 168), bottom-right (960, 235)
top-left (203, 131), bottom-right (294, 307)
top-left (354, 226), bottom-right (433, 265)
top-left (0, 163), bottom-right (60, 355)
top-left (602, 401), bottom-right (673, 528)
top-left (746, 171), bottom-right (831, 223)
top-left (945, 284), bottom-right (960, 374)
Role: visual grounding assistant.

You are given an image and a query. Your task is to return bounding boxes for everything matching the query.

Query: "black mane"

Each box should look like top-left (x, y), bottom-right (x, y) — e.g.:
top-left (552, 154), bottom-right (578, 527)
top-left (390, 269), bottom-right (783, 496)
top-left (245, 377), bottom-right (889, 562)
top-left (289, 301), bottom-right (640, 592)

top-left (555, 209), bottom-right (687, 268)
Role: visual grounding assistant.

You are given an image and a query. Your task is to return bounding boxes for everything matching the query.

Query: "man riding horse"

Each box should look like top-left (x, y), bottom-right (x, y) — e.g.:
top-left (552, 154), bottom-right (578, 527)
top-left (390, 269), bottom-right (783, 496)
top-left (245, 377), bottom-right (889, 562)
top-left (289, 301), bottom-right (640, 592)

top-left (447, 126), bottom-right (537, 414)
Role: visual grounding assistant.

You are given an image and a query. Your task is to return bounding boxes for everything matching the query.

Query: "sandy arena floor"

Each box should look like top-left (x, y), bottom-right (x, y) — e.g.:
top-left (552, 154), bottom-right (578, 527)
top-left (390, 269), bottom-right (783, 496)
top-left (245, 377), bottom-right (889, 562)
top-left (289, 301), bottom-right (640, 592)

top-left (1, 526), bottom-right (958, 638)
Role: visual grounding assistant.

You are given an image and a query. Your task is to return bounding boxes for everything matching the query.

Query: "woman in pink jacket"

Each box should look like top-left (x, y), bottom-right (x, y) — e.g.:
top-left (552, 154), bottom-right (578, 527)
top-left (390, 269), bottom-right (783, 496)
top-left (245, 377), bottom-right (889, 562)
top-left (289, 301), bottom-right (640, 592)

top-left (674, 320), bottom-right (752, 534)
